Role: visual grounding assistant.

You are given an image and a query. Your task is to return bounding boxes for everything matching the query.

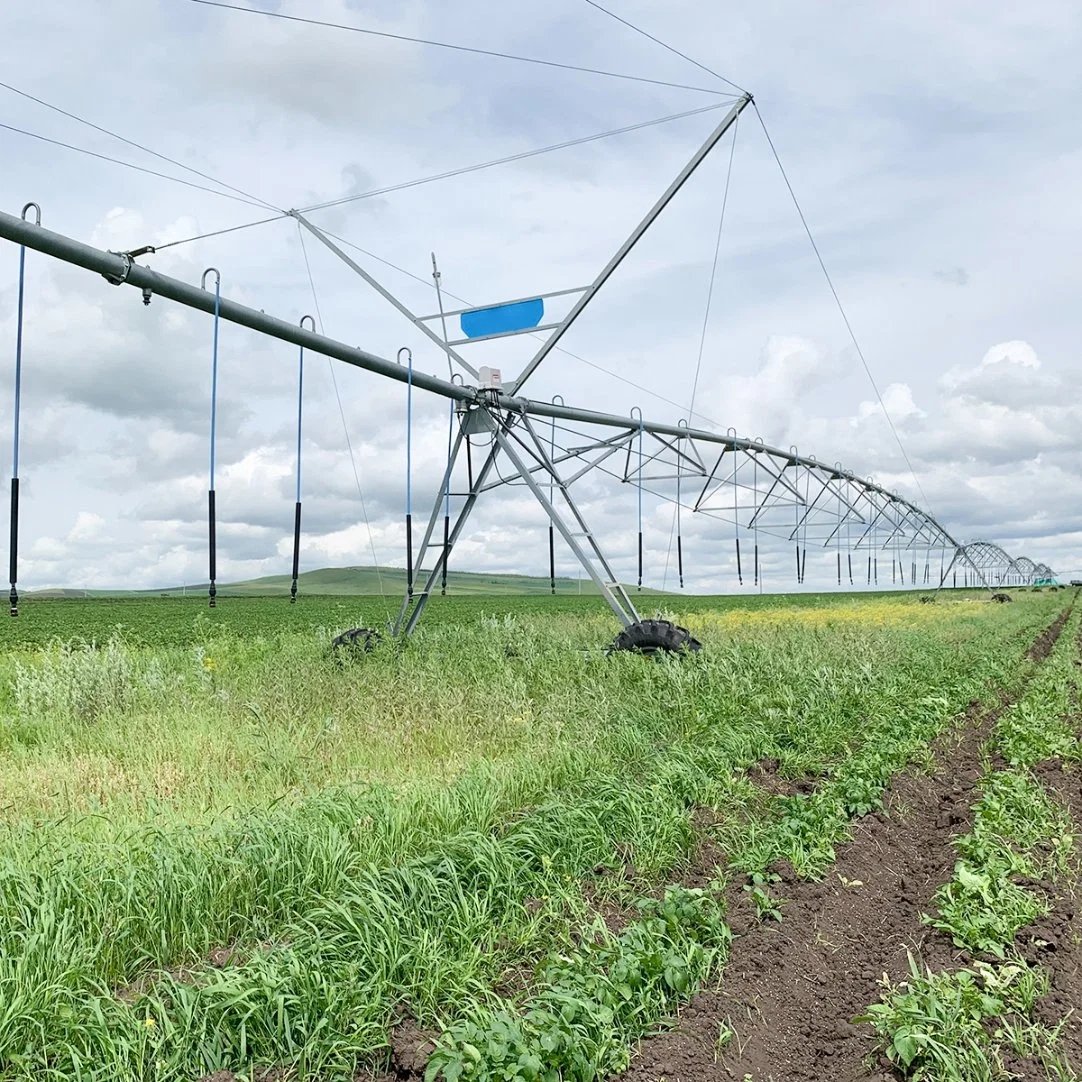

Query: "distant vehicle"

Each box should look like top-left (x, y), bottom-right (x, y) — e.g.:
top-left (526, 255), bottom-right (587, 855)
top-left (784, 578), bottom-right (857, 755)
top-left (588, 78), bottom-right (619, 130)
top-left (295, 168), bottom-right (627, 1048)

top-left (1071, 579), bottom-right (1082, 587)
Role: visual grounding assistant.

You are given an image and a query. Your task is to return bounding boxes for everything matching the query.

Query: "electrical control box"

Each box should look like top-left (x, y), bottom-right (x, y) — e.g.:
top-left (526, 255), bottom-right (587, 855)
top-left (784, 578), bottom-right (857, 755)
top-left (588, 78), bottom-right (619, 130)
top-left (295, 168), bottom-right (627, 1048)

top-left (478, 366), bottom-right (502, 391)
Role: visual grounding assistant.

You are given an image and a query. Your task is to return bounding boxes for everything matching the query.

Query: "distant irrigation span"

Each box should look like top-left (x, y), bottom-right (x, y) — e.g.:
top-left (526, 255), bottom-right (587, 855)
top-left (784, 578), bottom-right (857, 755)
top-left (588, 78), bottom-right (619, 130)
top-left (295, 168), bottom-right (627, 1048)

top-left (0, 92), bottom-right (1054, 647)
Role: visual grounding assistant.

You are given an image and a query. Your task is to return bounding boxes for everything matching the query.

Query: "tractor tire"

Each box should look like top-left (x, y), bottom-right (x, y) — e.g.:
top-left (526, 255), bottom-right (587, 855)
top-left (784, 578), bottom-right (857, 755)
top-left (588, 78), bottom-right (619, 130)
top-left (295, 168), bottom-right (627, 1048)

top-left (607, 618), bottom-right (702, 658)
top-left (330, 627), bottom-right (381, 655)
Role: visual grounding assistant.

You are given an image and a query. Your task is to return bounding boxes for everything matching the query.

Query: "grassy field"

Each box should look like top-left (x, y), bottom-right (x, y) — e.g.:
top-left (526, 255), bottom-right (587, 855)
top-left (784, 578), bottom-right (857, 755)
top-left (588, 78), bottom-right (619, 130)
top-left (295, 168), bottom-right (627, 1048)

top-left (0, 587), bottom-right (1073, 1080)
top-left (0, 585), bottom-right (996, 648)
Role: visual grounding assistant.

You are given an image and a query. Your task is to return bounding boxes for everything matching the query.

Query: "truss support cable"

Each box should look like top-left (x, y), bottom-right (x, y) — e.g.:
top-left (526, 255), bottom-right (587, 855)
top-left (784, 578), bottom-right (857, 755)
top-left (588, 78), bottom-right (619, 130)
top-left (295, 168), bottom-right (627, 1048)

top-left (661, 114), bottom-right (739, 594)
top-left (581, 0), bottom-right (748, 94)
top-left (203, 267), bottom-right (221, 608)
top-left (302, 103), bottom-right (735, 217)
top-left (753, 102), bottom-right (931, 518)
top-left (7, 204), bottom-right (37, 617)
top-left (291, 315), bottom-right (314, 603)
top-left (0, 81), bottom-right (279, 213)
top-left (186, 0), bottom-right (733, 98)
top-left (0, 122), bottom-right (275, 211)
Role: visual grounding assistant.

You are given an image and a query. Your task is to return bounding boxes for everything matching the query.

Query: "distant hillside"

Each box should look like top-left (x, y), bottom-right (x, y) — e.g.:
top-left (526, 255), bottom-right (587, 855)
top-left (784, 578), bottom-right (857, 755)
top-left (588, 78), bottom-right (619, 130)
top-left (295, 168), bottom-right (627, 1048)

top-left (35, 566), bottom-right (666, 598)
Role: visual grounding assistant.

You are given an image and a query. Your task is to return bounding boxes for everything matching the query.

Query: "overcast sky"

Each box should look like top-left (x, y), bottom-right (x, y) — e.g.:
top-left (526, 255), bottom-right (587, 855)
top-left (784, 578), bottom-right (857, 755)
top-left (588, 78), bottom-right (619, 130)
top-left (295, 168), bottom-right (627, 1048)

top-left (1, 0), bottom-right (1080, 594)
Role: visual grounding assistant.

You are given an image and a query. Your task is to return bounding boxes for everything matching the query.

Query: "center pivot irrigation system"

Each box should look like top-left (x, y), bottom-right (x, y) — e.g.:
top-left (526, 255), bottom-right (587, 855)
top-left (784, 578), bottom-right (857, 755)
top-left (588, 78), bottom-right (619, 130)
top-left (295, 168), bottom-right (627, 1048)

top-left (1, 93), bottom-right (1054, 652)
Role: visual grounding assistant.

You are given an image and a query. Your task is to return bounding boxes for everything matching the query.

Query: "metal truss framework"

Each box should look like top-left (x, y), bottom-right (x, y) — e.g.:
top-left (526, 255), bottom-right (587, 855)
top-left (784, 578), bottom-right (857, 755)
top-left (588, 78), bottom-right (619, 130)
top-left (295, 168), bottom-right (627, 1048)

top-left (0, 205), bottom-right (1056, 632)
top-left (0, 91), bottom-right (1054, 635)
top-left (954, 543), bottom-right (1054, 589)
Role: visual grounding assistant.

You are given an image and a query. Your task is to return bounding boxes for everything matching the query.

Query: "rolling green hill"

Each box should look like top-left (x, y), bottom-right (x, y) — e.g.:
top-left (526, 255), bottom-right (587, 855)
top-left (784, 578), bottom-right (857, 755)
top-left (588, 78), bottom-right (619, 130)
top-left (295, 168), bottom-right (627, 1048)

top-left (34, 566), bottom-right (666, 598)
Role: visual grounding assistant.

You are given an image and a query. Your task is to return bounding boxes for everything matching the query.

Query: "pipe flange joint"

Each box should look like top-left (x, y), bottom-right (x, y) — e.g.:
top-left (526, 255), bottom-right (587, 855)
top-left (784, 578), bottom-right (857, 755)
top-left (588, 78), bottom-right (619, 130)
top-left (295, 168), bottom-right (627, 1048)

top-left (102, 252), bottom-right (134, 287)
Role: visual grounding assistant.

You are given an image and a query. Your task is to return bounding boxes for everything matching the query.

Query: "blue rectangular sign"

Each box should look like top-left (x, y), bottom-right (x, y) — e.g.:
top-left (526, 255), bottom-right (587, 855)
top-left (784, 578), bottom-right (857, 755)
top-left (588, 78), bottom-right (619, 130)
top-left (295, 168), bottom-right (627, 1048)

top-left (460, 297), bottom-right (544, 339)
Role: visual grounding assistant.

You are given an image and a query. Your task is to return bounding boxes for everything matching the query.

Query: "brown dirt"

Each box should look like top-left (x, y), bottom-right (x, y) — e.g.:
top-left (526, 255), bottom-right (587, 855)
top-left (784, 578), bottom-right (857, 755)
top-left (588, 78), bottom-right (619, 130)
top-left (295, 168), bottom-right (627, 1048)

top-left (196, 1069), bottom-right (291, 1082)
top-left (117, 940), bottom-right (274, 1003)
top-left (683, 809), bottom-right (732, 891)
top-left (744, 758), bottom-right (817, 799)
top-left (352, 1018), bottom-right (439, 1082)
top-left (1026, 606), bottom-right (1072, 662)
top-left (617, 609), bottom-right (1072, 1082)
top-left (387, 1019), bottom-right (437, 1078)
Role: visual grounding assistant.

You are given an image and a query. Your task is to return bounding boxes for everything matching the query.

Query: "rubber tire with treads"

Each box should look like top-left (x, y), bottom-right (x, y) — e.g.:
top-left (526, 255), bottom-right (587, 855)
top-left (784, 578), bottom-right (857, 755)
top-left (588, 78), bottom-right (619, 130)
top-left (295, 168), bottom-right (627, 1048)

top-left (330, 627), bottom-right (381, 655)
top-left (607, 618), bottom-right (702, 657)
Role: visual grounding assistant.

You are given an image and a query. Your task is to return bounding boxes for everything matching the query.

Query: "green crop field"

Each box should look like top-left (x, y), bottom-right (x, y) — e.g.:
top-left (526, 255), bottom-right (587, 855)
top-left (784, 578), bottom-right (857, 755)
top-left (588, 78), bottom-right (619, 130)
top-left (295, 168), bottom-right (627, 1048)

top-left (0, 587), bottom-right (1078, 1081)
top-left (32, 566), bottom-right (667, 601)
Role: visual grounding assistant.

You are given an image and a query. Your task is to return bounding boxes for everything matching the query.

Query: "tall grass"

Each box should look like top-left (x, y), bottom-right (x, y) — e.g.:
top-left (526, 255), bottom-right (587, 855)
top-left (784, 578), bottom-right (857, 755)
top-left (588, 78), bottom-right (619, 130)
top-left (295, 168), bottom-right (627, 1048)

top-left (0, 592), bottom-right (1060, 1080)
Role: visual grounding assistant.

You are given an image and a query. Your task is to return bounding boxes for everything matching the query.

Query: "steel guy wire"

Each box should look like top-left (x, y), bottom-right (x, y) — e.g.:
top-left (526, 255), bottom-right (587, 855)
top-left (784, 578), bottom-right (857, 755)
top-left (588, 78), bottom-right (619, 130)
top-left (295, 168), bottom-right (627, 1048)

top-left (184, 0), bottom-right (736, 98)
top-left (155, 216), bottom-right (287, 251)
top-left (580, 0), bottom-right (748, 94)
top-left (0, 80), bottom-right (279, 211)
top-left (0, 122), bottom-right (273, 210)
top-left (296, 101), bottom-right (732, 213)
top-left (751, 101), bottom-right (932, 516)
top-left (143, 104), bottom-right (733, 249)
